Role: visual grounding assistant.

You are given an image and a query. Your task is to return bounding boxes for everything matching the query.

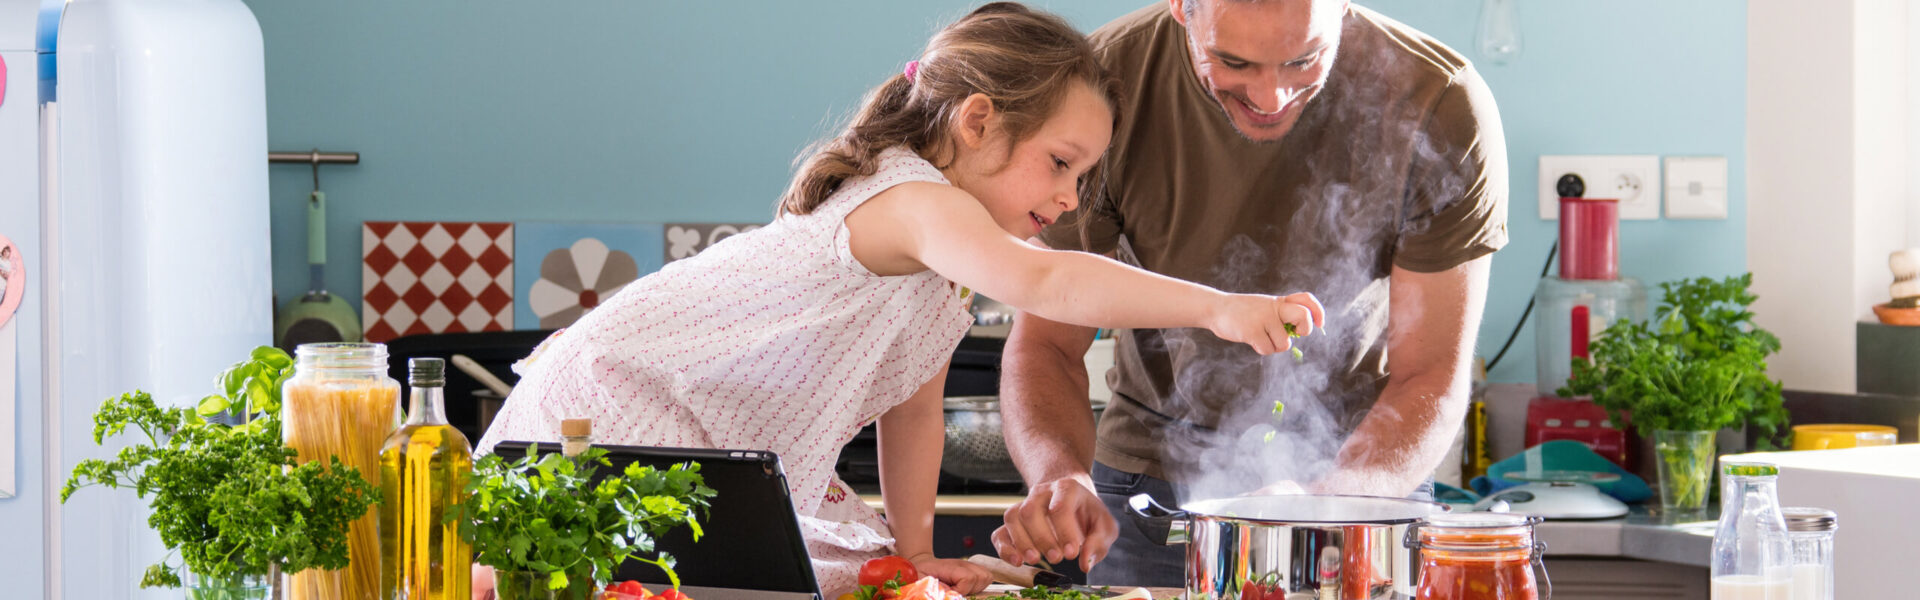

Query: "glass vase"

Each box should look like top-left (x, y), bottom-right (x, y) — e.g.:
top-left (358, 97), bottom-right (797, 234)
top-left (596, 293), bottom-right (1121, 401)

top-left (185, 570), bottom-right (271, 600)
top-left (1654, 429), bottom-right (1717, 514)
top-left (494, 571), bottom-right (561, 600)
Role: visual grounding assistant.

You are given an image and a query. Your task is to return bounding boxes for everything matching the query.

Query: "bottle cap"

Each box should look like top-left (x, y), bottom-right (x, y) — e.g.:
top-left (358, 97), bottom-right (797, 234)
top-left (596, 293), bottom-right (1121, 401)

top-left (561, 418), bottom-right (592, 437)
top-left (1723, 461), bottom-right (1778, 477)
top-left (1783, 507), bottom-right (1838, 532)
top-left (408, 357), bottom-right (445, 386)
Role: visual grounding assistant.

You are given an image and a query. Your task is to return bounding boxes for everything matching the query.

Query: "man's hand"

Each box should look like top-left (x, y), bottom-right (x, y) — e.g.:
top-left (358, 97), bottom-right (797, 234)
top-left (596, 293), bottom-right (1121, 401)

top-left (991, 476), bottom-right (1118, 571)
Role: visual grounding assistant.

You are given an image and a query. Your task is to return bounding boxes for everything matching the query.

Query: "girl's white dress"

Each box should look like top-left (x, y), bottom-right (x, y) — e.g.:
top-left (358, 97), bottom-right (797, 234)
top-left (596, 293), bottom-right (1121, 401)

top-left (477, 147), bottom-right (974, 595)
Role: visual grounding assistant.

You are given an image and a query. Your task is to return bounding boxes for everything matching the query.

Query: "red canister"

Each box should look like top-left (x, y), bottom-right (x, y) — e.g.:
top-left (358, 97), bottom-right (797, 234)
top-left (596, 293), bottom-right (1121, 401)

top-left (1558, 197), bottom-right (1618, 281)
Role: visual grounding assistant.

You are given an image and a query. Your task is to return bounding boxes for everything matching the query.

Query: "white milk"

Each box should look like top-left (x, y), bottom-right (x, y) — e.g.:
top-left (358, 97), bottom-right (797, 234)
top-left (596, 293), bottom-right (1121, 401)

top-left (1787, 563), bottom-right (1829, 600)
top-left (1712, 575), bottom-right (1790, 600)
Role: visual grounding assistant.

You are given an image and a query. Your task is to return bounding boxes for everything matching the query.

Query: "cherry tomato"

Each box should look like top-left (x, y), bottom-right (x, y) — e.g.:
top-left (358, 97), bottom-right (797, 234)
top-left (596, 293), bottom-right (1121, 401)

top-left (656, 588), bottom-right (690, 600)
top-left (618, 581), bottom-right (650, 597)
top-left (856, 556), bottom-right (919, 589)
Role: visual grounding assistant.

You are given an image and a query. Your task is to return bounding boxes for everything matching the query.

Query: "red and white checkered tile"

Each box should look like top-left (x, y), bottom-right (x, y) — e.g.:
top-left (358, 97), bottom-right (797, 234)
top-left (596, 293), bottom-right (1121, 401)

top-left (361, 222), bottom-right (514, 342)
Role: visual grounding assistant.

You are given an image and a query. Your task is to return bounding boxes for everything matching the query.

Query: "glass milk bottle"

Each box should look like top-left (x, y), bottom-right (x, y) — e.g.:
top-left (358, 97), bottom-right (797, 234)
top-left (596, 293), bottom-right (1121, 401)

top-left (1782, 507), bottom-right (1836, 600)
top-left (1710, 461), bottom-right (1792, 599)
top-left (380, 358), bottom-right (474, 600)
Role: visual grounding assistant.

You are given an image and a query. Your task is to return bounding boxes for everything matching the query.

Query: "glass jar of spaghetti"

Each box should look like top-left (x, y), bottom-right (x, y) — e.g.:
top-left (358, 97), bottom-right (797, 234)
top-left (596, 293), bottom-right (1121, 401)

top-left (1407, 513), bottom-right (1549, 600)
top-left (282, 342), bottom-right (401, 600)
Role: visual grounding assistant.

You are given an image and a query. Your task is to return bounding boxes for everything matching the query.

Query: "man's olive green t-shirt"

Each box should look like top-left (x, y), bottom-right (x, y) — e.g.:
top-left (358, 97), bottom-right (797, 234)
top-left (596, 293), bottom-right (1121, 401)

top-left (1038, 4), bottom-right (1509, 482)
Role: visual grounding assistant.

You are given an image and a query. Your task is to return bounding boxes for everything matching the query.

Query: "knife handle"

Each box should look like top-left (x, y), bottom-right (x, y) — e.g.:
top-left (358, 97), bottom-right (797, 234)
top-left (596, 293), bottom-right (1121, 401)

top-left (965, 554), bottom-right (1040, 587)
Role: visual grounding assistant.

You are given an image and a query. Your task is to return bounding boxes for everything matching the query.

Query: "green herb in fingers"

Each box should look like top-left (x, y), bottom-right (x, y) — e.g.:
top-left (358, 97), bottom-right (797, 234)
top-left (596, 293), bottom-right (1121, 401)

top-left (1284, 323), bottom-right (1303, 361)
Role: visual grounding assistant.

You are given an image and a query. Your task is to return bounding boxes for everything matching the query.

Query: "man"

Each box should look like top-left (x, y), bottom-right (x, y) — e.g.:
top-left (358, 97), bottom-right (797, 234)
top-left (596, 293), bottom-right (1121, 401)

top-left (991, 0), bottom-right (1507, 586)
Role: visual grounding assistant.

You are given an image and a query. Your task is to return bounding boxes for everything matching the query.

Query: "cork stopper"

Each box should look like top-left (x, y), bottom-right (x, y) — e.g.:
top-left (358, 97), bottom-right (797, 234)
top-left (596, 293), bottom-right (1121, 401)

top-left (560, 418), bottom-right (592, 438)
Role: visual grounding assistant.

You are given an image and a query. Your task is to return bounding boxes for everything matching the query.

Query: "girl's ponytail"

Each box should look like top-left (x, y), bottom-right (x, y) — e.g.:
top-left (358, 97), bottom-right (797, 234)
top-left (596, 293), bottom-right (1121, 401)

top-left (779, 74), bottom-right (918, 216)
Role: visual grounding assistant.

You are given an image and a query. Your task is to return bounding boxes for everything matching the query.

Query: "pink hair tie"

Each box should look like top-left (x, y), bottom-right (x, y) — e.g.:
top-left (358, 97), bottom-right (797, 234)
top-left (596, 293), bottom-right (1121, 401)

top-left (904, 60), bottom-right (920, 81)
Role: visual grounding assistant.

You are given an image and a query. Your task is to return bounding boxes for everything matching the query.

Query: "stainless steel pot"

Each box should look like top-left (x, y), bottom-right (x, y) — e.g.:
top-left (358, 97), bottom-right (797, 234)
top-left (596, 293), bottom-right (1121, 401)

top-left (1129, 493), bottom-right (1450, 600)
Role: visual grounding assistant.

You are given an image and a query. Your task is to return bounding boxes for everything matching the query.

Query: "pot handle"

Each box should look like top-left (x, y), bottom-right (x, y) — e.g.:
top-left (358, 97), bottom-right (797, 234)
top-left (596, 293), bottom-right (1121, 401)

top-left (1125, 494), bottom-right (1191, 545)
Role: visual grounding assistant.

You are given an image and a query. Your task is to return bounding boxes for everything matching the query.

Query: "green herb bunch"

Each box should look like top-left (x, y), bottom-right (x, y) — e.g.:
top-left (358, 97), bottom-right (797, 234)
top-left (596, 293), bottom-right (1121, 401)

top-left (985, 585), bottom-right (1115, 600)
top-left (1558, 273), bottom-right (1789, 442)
top-left (61, 346), bottom-right (380, 590)
top-left (461, 445), bottom-right (716, 599)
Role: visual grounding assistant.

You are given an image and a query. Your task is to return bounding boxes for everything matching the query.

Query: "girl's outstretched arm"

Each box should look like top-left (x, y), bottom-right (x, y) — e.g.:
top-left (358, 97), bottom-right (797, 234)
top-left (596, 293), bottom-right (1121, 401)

top-left (845, 181), bottom-right (1323, 355)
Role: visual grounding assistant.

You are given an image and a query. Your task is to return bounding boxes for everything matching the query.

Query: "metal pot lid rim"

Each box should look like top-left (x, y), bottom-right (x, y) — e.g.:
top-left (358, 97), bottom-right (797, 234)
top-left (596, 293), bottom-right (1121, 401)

top-left (1180, 494), bottom-right (1450, 524)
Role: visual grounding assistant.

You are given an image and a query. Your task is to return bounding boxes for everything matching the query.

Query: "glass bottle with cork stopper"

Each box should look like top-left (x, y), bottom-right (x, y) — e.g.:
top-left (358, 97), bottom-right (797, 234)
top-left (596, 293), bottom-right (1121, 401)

top-left (561, 418), bottom-right (593, 457)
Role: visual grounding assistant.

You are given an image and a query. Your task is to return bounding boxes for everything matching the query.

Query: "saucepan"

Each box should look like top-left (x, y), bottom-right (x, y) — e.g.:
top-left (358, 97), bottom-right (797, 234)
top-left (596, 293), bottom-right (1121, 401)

top-left (1129, 493), bottom-right (1449, 600)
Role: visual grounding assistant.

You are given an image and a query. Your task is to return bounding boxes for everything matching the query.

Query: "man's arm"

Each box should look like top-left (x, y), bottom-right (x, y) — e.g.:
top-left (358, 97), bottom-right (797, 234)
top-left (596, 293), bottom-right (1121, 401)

top-left (1312, 256), bottom-right (1490, 496)
top-left (991, 306), bottom-right (1118, 570)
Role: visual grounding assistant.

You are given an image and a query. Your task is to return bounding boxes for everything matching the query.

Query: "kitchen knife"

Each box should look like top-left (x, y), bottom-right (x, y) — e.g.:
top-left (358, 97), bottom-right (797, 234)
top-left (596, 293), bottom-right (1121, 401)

top-left (964, 554), bottom-right (1121, 598)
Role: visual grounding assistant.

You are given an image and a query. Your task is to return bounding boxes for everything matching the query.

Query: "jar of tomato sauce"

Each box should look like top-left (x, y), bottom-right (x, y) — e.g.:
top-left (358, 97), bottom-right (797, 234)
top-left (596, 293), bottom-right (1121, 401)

top-left (1406, 513), bottom-right (1548, 600)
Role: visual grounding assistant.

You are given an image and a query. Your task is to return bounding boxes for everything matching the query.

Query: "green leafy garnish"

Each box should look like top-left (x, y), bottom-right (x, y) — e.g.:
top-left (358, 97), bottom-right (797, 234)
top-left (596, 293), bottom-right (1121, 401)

top-left (62, 347), bottom-right (379, 588)
top-left (986, 586), bottom-right (1115, 600)
top-left (1558, 273), bottom-right (1789, 445)
top-left (461, 445), bottom-right (716, 599)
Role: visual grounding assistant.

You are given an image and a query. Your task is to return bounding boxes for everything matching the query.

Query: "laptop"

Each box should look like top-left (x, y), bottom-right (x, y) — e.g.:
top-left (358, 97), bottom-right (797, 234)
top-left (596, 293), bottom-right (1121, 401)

top-left (490, 441), bottom-right (822, 600)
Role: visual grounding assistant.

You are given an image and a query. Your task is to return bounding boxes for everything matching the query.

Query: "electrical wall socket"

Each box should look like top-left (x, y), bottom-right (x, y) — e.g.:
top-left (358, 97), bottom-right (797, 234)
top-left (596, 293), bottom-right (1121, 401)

top-left (1537, 155), bottom-right (1662, 220)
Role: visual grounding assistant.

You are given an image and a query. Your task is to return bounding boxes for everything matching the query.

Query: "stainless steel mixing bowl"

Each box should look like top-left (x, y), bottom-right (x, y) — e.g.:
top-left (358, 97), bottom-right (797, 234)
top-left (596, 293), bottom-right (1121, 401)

top-left (941, 395), bottom-right (1105, 483)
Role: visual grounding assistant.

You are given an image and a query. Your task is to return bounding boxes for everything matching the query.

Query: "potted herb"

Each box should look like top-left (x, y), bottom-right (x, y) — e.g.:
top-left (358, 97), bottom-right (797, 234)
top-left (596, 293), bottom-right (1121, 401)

top-left (1559, 273), bottom-right (1789, 512)
top-left (463, 445), bottom-right (716, 600)
top-left (61, 347), bottom-right (380, 600)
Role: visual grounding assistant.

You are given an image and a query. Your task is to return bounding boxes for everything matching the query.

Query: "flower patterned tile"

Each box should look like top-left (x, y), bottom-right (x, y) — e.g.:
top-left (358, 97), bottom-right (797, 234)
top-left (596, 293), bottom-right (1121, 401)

top-left (513, 222), bottom-right (664, 330)
top-left (663, 222), bottom-right (766, 263)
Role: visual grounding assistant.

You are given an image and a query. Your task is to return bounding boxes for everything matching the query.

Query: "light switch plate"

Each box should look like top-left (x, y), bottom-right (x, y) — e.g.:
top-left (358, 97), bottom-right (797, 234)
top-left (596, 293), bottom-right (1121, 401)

top-left (1538, 155), bottom-right (1662, 220)
top-left (1664, 156), bottom-right (1728, 219)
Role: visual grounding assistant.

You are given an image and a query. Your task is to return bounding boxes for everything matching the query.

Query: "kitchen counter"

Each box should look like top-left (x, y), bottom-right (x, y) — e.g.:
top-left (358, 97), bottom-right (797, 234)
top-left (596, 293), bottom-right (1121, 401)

top-left (867, 494), bottom-right (1716, 568)
top-left (863, 494), bottom-right (1025, 518)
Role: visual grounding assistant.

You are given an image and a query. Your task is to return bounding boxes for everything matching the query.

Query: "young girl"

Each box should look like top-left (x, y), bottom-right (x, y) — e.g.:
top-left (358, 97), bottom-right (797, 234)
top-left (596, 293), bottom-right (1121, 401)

top-left (477, 3), bottom-right (1323, 596)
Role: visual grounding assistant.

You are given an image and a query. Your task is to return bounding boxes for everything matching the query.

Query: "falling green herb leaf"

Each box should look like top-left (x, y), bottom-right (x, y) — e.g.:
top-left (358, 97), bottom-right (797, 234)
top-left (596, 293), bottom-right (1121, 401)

top-left (1283, 323), bottom-right (1304, 361)
top-left (1263, 431), bottom-right (1276, 444)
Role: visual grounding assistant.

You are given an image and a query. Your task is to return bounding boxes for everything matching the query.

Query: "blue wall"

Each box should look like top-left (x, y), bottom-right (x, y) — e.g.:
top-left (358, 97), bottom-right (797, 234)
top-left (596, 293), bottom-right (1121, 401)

top-left (245, 0), bottom-right (1747, 385)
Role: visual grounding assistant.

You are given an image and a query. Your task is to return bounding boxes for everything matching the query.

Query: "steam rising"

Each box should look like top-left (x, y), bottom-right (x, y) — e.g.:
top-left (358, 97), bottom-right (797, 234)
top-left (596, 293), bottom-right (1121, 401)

top-left (1156, 67), bottom-right (1473, 503)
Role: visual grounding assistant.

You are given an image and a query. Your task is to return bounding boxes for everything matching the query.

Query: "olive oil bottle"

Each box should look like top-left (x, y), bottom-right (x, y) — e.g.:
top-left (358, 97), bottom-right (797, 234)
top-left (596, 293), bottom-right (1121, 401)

top-left (379, 358), bottom-right (474, 600)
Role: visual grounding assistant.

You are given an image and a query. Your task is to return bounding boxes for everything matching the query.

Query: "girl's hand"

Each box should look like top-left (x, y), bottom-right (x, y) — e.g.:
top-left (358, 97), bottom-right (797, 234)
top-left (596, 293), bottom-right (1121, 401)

top-left (1208, 292), bottom-right (1326, 355)
top-left (905, 553), bottom-right (993, 596)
